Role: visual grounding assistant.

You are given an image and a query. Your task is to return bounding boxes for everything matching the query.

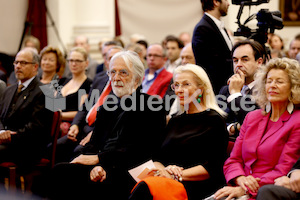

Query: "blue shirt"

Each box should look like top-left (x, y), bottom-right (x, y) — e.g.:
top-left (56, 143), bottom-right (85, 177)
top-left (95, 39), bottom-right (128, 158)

top-left (142, 67), bottom-right (164, 93)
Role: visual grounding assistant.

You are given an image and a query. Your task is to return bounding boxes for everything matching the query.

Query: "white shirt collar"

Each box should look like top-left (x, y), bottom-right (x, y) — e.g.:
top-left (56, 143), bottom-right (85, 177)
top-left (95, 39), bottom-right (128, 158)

top-left (205, 13), bottom-right (224, 30)
top-left (247, 81), bottom-right (256, 90)
top-left (18, 76), bottom-right (36, 91)
top-left (205, 12), bottom-right (232, 50)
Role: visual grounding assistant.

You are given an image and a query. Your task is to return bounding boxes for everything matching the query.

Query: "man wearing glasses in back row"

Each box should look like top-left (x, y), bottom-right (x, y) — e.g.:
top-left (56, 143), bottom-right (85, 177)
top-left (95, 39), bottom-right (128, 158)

top-left (0, 48), bottom-right (53, 170)
top-left (142, 44), bottom-right (173, 98)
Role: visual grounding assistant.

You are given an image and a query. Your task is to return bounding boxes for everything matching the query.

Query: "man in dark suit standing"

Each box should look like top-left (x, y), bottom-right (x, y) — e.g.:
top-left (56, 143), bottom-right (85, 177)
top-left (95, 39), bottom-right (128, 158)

top-left (218, 40), bottom-right (265, 138)
top-left (0, 48), bottom-right (52, 167)
top-left (257, 158), bottom-right (300, 200)
top-left (192, 0), bottom-right (233, 93)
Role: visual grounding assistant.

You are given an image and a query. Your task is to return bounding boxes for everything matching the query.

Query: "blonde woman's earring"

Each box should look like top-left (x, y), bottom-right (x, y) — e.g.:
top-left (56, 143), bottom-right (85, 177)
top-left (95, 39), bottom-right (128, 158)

top-left (265, 102), bottom-right (271, 113)
top-left (287, 102), bottom-right (294, 114)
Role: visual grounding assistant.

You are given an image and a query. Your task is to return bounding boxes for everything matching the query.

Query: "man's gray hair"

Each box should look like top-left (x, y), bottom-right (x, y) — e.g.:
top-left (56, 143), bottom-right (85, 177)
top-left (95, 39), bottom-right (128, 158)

top-left (109, 50), bottom-right (145, 86)
top-left (22, 47), bottom-right (40, 64)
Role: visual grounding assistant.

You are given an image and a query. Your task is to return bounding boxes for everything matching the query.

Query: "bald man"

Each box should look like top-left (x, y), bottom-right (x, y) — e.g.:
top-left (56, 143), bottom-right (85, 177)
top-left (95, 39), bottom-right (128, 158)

top-left (180, 43), bottom-right (196, 65)
top-left (0, 48), bottom-right (52, 167)
top-left (143, 44), bottom-right (173, 98)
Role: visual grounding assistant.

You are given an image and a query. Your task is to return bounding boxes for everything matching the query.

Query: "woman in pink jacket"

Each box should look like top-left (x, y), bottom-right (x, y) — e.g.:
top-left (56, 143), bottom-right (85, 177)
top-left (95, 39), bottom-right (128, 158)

top-left (214, 58), bottom-right (300, 200)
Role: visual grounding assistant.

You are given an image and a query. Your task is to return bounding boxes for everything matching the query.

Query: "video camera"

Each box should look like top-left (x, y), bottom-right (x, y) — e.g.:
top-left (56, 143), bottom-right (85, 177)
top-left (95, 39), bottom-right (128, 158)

top-left (232, 0), bottom-right (268, 6)
top-left (233, 0), bottom-right (284, 57)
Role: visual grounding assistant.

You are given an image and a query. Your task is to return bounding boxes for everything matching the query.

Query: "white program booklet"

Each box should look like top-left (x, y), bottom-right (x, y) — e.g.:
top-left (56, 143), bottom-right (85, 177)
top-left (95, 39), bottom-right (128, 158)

top-left (128, 160), bottom-right (156, 182)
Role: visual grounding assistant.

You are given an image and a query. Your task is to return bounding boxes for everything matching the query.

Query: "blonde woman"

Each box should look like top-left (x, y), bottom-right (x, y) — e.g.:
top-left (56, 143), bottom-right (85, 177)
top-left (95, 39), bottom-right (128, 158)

top-left (214, 58), bottom-right (300, 200)
top-left (152, 64), bottom-right (228, 200)
top-left (58, 47), bottom-right (92, 134)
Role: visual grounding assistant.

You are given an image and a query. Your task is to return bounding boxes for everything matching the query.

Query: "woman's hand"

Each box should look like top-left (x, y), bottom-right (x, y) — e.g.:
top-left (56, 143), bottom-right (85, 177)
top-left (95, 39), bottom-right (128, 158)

top-left (214, 186), bottom-right (246, 200)
top-left (90, 166), bottom-right (106, 182)
top-left (236, 175), bottom-right (261, 193)
top-left (147, 168), bottom-right (173, 179)
top-left (67, 124), bottom-right (79, 141)
top-left (165, 165), bottom-right (183, 181)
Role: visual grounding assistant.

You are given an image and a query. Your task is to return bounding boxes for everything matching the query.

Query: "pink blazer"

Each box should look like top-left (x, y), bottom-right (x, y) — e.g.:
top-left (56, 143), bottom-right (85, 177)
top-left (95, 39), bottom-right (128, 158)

top-left (224, 109), bottom-right (300, 196)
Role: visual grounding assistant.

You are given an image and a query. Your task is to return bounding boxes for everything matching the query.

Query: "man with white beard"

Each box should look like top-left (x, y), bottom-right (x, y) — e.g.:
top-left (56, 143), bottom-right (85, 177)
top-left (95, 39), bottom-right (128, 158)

top-left (47, 51), bottom-right (166, 200)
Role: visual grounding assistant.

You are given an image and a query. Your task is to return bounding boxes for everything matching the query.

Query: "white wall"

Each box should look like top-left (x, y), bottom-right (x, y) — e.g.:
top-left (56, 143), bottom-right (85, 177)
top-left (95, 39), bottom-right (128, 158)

top-left (0, 0), bottom-right (28, 55)
top-left (0, 0), bottom-right (115, 59)
top-left (47, 0), bottom-right (115, 61)
top-left (118, 0), bottom-right (202, 45)
top-left (0, 0), bottom-right (299, 57)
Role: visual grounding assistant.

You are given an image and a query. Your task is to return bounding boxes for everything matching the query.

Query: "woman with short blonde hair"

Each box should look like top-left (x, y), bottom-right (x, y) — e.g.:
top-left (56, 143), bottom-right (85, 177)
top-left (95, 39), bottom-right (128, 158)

top-left (253, 57), bottom-right (300, 113)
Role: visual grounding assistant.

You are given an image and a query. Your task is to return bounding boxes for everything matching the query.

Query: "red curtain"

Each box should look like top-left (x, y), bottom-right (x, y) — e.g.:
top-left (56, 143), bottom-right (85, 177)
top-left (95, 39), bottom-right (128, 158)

top-left (25, 0), bottom-right (48, 49)
top-left (115, 0), bottom-right (121, 36)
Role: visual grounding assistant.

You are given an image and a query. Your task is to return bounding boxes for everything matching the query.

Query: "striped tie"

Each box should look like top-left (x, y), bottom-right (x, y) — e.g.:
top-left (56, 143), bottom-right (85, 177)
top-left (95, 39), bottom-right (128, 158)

top-left (17, 84), bottom-right (24, 93)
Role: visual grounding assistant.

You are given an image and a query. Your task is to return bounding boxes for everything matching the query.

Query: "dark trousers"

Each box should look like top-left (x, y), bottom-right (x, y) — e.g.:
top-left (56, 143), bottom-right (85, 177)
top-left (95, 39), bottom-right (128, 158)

top-left (257, 184), bottom-right (300, 200)
top-left (54, 135), bottom-right (84, 163)
top-left (47, 162), bottom-right (134, 200)
top-left (0, 144), bottom-right (41, 170)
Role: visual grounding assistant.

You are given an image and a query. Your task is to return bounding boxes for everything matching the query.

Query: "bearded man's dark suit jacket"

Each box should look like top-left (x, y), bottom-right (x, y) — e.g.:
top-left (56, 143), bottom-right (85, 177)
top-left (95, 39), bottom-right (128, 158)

top-left (0, 76), bottom-right (53, 167)
top-left (192, 14), bottom-right (233, 93)
top-left (49, 89), bottom-right (166, 200)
